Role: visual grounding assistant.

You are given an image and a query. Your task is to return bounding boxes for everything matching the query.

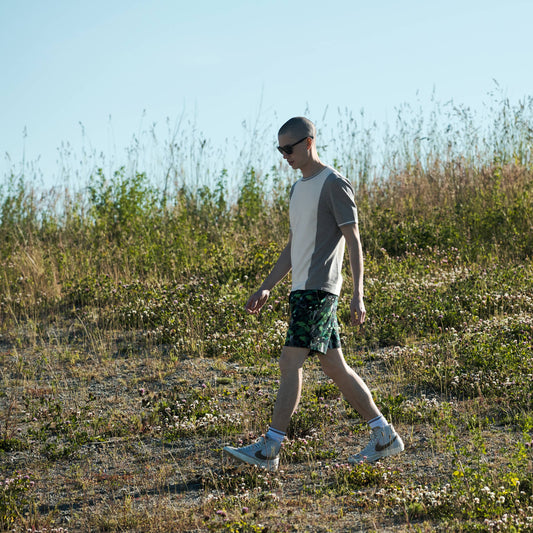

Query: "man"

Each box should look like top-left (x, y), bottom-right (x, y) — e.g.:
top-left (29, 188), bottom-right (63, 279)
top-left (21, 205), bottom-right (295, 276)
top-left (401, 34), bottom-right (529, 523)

top-left (223, 117), bottom-right (404, 471)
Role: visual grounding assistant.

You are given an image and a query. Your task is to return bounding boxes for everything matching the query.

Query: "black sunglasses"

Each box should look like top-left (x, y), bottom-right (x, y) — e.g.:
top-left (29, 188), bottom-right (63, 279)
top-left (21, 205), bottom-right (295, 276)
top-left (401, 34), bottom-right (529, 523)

top-left (277, 136), bottom-right (312, 155)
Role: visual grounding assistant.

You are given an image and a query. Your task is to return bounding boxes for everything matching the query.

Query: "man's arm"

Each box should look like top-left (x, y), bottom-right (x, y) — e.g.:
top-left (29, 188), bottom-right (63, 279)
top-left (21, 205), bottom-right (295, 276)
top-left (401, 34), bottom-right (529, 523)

top-left (340, 223), bottom-right (366, 326)
top-left (245, 234), bottom-right (292, 315)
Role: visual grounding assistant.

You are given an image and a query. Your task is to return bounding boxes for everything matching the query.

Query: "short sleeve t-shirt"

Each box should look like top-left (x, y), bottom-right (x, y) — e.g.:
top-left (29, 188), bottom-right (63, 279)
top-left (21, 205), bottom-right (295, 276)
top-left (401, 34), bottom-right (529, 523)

top-left (289, 166), bottom-right (358, 296)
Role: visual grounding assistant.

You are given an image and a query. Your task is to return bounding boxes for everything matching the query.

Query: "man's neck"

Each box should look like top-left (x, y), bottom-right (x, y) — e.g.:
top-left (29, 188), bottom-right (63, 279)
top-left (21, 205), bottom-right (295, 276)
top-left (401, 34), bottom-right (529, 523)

top-left (300, 159), bottom-right (326, 179)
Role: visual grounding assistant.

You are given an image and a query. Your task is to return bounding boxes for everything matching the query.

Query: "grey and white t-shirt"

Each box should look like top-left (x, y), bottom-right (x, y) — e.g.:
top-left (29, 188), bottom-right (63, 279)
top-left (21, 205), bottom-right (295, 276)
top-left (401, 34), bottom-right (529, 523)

top-left (289, 166), bottom-right (358, 296)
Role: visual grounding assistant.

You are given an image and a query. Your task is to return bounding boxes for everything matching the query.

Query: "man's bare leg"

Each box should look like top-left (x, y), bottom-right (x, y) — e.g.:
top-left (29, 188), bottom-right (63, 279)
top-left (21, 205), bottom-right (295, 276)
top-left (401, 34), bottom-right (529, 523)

top-left (270, 346), bottom-right (309, 432)
top-left (319, 347), bottom-right (404, 463)
top-left (318, 347), bottom-right (380, 421)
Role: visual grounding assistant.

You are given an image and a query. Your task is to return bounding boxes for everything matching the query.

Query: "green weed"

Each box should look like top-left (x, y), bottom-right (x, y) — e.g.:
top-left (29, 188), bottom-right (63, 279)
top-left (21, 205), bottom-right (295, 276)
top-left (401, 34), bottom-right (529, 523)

top-left (0, 472), bottom-right (35, 530)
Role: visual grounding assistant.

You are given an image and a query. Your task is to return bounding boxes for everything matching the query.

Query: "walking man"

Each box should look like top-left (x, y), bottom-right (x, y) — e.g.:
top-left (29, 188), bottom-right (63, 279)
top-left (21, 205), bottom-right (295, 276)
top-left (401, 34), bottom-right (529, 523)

top-left (223, 117), bottom-right (404, 471)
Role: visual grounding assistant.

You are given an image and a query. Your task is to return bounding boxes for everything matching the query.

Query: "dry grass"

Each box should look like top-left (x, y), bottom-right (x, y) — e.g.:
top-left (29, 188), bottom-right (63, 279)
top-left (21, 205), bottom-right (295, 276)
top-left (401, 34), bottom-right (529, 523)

top-left (1, 314), bottom-right (532, 532)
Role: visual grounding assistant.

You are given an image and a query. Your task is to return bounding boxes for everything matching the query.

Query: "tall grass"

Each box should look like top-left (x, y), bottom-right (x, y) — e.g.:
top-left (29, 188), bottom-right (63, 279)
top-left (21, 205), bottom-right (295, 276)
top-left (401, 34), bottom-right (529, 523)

top-left (1, 96), bottom-right (532, 324)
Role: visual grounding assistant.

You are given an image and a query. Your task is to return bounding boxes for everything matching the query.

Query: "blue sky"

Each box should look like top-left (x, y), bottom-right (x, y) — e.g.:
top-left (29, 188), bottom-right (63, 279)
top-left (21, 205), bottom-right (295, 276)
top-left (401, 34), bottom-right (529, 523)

top-left (1, 0), bottom-right (532, 188)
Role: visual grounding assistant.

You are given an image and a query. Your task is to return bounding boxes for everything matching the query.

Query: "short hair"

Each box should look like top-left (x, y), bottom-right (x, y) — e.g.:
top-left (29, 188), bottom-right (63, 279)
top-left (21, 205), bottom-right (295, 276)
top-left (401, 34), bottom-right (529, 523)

top-left (278, 117), bottom-right (316, 139)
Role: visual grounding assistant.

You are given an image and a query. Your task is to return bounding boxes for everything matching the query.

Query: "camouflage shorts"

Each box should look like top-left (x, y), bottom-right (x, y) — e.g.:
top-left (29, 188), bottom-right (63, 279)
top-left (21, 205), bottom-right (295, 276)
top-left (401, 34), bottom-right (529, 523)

top-left (284, 290), bottom-right (341, 355)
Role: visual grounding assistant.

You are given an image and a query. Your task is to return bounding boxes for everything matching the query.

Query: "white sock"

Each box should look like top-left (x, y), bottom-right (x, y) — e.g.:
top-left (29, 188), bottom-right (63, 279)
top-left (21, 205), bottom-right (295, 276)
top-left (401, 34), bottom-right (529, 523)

top-left (265, 426), bottom-right (286, 447)
top-left (368, 414), bottom-right (388, 429)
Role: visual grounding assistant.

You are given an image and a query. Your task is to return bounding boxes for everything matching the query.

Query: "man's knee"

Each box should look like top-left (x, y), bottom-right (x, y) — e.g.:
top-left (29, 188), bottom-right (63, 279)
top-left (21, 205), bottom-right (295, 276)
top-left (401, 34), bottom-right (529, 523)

top-left (279, 346), bottom-right (309, 374)
top-left (321, 359), bottom-right (340, 379)
top-left (320, 349), bottom-right (349, 379)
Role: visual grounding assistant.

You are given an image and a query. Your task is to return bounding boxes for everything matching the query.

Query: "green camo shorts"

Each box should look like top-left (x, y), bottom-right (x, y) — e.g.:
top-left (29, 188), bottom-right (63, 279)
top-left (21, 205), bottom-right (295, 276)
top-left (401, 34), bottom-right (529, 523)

top-left (284, 290), bottom-right (341, 355)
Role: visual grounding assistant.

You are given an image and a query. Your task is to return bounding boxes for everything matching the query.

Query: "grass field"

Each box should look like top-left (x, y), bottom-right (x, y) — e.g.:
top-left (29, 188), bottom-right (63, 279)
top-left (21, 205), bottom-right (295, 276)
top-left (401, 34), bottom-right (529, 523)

top-left (1, 100), bottom-right (533, 531)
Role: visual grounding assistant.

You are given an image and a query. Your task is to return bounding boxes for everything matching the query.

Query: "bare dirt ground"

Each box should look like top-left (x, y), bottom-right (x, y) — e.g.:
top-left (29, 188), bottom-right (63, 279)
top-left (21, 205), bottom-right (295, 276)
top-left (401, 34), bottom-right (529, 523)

top-left (3, 325), bottom-right (529, 533)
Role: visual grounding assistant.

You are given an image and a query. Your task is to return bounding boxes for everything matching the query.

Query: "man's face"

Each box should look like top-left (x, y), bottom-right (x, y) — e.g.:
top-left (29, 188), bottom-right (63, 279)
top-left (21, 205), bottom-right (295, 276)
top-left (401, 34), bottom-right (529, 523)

top-left (277, 133), bottom-right (310, 170)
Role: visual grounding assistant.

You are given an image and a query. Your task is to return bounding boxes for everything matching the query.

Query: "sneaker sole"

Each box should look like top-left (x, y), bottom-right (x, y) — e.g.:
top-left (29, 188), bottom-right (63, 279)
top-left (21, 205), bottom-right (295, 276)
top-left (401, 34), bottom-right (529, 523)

top-left (223, 446), bottom-right (279, 471)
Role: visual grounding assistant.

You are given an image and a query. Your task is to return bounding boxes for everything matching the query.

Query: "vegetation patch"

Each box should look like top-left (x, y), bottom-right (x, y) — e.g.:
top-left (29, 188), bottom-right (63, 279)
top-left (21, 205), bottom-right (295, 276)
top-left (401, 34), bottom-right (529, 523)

top-left (1, 100), bottom-right (533, 531)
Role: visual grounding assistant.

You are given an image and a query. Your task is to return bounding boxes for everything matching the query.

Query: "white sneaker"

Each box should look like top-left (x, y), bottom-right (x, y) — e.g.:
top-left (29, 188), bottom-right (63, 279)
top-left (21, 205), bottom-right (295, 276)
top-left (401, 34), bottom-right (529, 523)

top-left (348, 424), bottom-right (404, 464)
top-left (223, 436), bottom-right (280, 471)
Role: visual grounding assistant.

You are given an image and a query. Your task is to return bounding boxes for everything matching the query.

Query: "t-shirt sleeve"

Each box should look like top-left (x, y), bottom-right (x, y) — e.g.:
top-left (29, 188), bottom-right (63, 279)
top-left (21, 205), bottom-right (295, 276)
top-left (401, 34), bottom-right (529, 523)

top-left (288, 182), bottom-right (296, 231)
top-left (326, 175), bottom-right (358, 227)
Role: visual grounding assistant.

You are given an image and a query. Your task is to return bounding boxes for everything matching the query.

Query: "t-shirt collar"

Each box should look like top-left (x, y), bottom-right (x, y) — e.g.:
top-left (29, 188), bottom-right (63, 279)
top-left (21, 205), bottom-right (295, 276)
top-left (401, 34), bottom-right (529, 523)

top-left (301, 165), bottom-right (330, 181)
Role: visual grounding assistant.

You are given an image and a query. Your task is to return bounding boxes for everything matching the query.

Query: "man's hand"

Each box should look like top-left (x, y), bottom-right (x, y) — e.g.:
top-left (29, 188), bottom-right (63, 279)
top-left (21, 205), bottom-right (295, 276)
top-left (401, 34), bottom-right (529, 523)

top-left (245, 289), bottom-right (270, 315)
top-left (350, 295), bottom-right (366, 326)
